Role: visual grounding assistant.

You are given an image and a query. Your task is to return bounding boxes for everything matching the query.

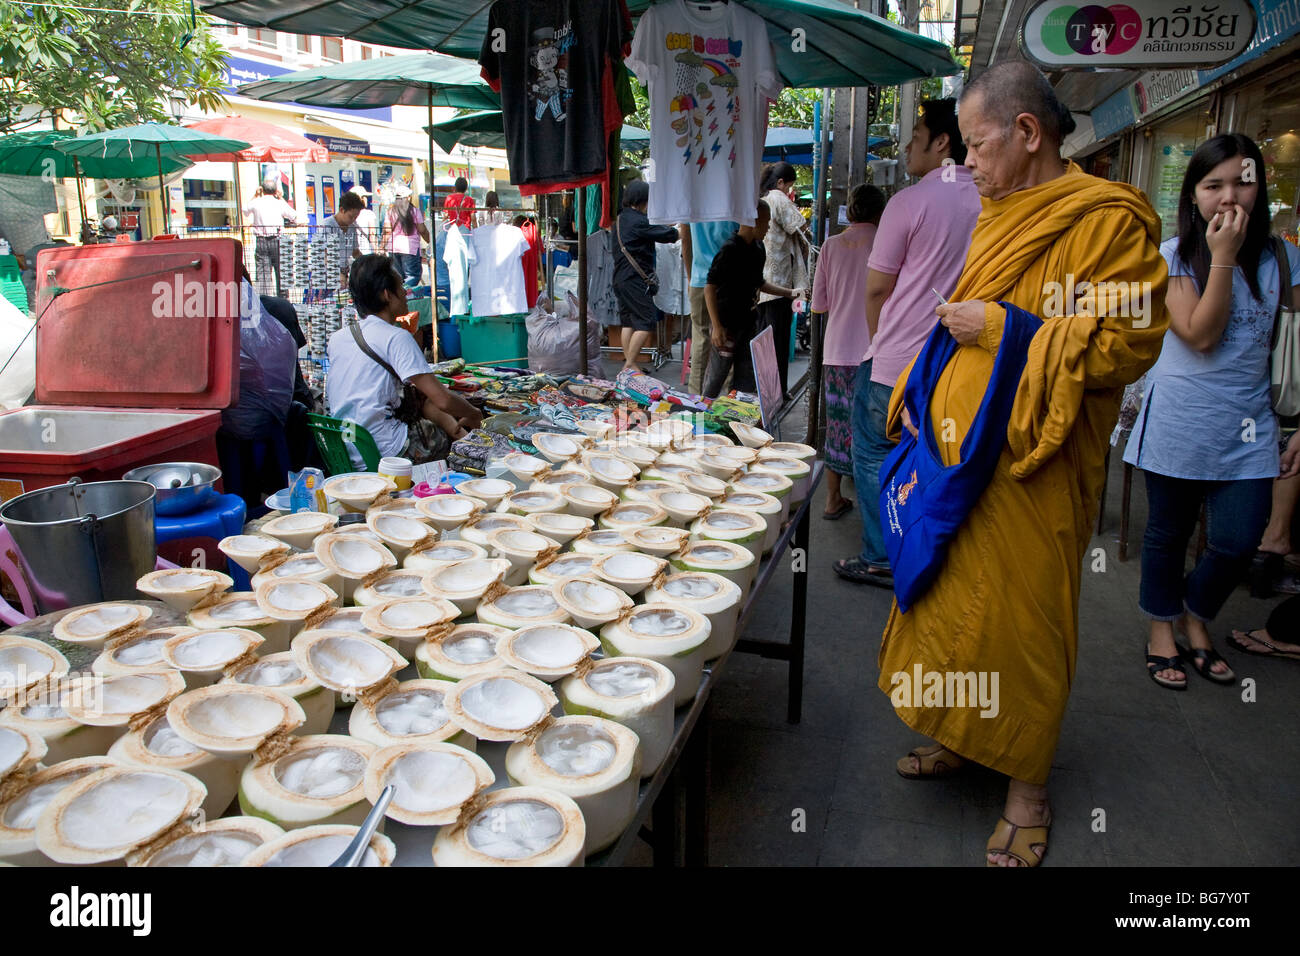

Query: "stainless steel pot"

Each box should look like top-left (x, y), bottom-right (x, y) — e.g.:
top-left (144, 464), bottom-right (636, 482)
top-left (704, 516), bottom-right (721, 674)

top-left (0, 478), bottom-right (157, 614)
top-left (122, 462), bottom-right (221, 516)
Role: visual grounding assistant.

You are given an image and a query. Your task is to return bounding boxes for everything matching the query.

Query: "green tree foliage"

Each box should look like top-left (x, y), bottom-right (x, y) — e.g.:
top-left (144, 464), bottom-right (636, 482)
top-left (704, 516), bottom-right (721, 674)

top-left (0, 0), bottom-right (230, 135)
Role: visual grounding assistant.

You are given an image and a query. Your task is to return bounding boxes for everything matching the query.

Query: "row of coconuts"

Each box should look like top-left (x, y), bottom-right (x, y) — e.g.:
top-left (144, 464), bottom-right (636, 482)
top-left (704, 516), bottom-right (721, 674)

top-left (0, 418), bottom-right (814, 867)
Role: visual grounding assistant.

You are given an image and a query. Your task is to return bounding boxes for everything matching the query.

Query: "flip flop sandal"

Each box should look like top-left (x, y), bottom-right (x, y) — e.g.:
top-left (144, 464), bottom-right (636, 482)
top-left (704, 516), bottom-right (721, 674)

top-left (1146, 652), bottom-right (1187, 691)
top-left (822, 500), bottom-right (853, 520)
top-left (1177, 643), bottom-right (1236, 684)
top-left (833, 557), bottom-right (893, 588)
top-left (896, 744), bottom-right (965, 780)
top-left (986, 815), bottom-right (1051, 867)
top-left (1226, 630), bottom-right (1300, 661)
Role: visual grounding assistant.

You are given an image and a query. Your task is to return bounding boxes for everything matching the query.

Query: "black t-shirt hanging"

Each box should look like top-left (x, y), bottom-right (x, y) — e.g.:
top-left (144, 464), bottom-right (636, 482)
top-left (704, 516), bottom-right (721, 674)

top-left (479, 0), bottom-right (624, 188)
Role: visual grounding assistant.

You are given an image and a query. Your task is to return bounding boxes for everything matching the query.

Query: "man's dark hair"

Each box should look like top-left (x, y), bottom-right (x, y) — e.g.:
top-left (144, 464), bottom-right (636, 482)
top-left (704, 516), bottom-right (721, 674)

top-left (338, 191), bottom-right (364, 213)
top-left (847, 184), bottom-right (886, 224)
top-left (918, 98), bottom-right (967, 165)
top-left (454, 176), bottom-right (469, 192)
top-left (961, 60), bottom-right (1076, 144)
top-left (485, 191), bottom-right (500, 209)
top-left (348, 254), bottom-right (403, 316)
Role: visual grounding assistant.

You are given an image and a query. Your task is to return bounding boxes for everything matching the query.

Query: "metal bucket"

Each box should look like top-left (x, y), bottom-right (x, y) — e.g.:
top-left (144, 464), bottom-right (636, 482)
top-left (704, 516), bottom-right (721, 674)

top-left (0, 478), bottom-right (157, 615)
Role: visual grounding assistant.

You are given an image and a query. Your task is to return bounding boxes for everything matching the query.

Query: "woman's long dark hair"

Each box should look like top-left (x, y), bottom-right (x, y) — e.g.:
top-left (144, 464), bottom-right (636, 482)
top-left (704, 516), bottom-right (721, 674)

top-left (760, 162), bottom-right (796, 194)
top-left (1176, 133), bottom-right (1272, 301)
top-left (396, 198), bottom-right (415, 234)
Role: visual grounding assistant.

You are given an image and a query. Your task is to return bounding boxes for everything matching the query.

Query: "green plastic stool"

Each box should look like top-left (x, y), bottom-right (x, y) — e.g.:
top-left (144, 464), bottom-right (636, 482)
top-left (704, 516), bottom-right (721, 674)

top-left (307, 414), bottom-right (382, 475)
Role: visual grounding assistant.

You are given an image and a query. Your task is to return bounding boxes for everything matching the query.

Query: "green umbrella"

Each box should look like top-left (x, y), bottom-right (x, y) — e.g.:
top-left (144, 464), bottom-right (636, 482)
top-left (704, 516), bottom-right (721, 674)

top-left (200, 0), bottom-right (960, 87)
top-left (427, 111), bottom-right (648, 155)
top-left (55, 123), bottom-right (252, 233)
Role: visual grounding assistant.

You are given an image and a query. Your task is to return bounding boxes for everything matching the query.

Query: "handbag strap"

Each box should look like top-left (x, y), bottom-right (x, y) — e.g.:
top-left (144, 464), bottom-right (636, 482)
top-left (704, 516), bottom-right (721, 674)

top-left (614, 216), bottom-right (655, 285)
top-left (348, 319), bottom-right (405, 390)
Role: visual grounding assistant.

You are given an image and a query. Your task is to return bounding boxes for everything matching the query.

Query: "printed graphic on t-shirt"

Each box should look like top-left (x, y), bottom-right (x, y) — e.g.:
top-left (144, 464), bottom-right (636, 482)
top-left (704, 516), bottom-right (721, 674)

top-left (666, 32), bottom-right (743, 171)
top-left (529, 27), bottom-right (574, 122)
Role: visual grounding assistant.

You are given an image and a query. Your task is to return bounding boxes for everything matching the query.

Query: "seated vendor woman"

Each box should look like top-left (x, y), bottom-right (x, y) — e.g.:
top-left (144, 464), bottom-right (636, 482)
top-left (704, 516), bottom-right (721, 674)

top-left (327, 254), bottom-right (482, 464)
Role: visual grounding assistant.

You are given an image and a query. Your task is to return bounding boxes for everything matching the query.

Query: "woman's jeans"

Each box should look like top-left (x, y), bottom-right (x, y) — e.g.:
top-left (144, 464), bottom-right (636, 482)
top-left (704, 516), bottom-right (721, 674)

top-left (392, 252), bottom-right (422, 288)
top-left (1139, 470), bottom-right (1272, 621)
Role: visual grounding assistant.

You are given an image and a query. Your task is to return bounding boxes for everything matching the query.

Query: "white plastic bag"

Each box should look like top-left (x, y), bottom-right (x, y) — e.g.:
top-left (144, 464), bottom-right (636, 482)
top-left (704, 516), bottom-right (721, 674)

top-left (0, 295), bottom-right (36, 409)
top-left (526, 292), bottom-right (602, 377)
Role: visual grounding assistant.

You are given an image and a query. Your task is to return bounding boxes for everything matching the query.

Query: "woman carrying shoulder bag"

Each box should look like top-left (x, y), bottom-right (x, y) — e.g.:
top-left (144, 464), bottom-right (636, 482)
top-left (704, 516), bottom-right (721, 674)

top-left (612, 180), bottom-right (680, 372)
top-left (759, 162), bottom-right (810, 399)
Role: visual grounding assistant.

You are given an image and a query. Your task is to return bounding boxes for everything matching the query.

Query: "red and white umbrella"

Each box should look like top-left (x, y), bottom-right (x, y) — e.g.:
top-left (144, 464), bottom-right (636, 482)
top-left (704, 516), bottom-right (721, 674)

top-left (185, 116), bottom-right (329, 163)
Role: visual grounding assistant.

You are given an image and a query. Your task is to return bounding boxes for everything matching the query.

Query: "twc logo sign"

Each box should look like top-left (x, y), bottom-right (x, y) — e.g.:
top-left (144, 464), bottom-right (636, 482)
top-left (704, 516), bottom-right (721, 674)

top-left (49, 886), bottom-right (152, 936)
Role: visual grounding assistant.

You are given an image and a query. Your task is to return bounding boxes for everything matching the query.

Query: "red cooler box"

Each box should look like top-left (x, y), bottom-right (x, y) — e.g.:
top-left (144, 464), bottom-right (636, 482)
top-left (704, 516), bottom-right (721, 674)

top-left (0, 238), bottom-right (242, 502)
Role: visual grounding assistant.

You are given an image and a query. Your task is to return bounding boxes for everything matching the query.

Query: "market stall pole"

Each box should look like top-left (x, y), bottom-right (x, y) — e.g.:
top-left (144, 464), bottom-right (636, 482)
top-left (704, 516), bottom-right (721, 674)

top-left (577, 190), bottom-right (588, 372)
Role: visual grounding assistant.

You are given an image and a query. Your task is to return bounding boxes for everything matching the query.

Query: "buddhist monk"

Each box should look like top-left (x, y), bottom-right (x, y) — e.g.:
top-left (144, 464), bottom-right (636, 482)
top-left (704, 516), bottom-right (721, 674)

top-left (877, 61), bottom-right (1169, 866)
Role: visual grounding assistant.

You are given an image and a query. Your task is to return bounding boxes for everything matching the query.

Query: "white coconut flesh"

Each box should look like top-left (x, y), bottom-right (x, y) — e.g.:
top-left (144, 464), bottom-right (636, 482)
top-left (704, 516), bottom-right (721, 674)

top-left (505, 452), bottom-right (550, 478)
top-left (274, 745), bottom-right (368, 799)
top-left (571, 530), bottom-right (632, 555)
top-left (700, 510), bottom-right (762, 534)
top-left (446, 672), bottom-right (557, 741)
top-left (755, 456), bottom-right (809, 478)
top-left (655, 491), bottom-right (710, 519)
top-left (499, 625), bottom-right (597, 678)
top-left (219, 534), bottom-right (289, 572)
top-left (259, 581), bottom-right (339, 622)
top-left (480, 587), bottom-right (567, 627)
top-left (356, 571), bottom-right (429, 603)
top-left (681, 474), bottom-right (728, 499)
top-left (530, 553), bottom-right (596, 585)
top-left (0, 760), bottom-right (113, 838)
top-left (604, 609), bottom-right (708, 707)
top-left (139, 818), bottom-right (284, 867)
top-left (370, 599), bottom-right (456, 634)
top-left (370, 514), bottom-right (433, 546)
top-left (168, 686), bottom-right (304, 755)
top-left (316, 536), bottom-right (394, 578)
top-left (696, 454), bottom-right (740, 478)
top-left (556, 578), bottom-right (631, 623)
top-left (533, 433), bottom-right (581, 461)
top-left (596, 551), bottom-right (665, 585)
top-left (649, 574), bottom-right (741, 659)
top-left (372, 688), bottom-right (449, 737)
top-left (416, 625), bottom-right (508, 682)
top-left (245, 825), bottom-right (392, 867)
top-left (585, 660), bottom-right (662, 699)
top-left (769, 441), bottom-right (817, 461)
top-left (0, 638), bottom-right (67, 696)
top-left (263, 511), bottom-right (336, 537)
top-left (405, 541), bottom-right (486, 571)
top-left (586, 456), bottom-right (637, 483)
top-left (106, 632), bottom-right (175, 669)
top-left (461, 513), bottom-right (529, 541)
top-left (445, 791), bottom-right (584, 865)
top-left (0, 726), bottom-right (42, 780)
top-left (324, 475), bottom-right (392, 504)
top-left (143, 716), bottom-right (204, 758)
top-left (459, 478), bottom-right (514, 500)
top-left (418, 495), bottom-right (479, 522)
top-left (0, 684), bottom-right (106, 765)
top-left (526, 513), bottom-right (592, 543)
top-left (443, 630), bottom-right (500, 664)
top-left (37, 767), bottom-right (204, 865)
top-left (429, 559), bottom-right (507, 596)
top-left (136, 569), bottom-right (231, 609)
top-left (602, 504), bottom-right (664, 528)
top-left (710, 445), bottom-right (757, 465)
top-left (560, 660), bottom-right (674, 776)
top-left (193, 595), bottom-right (275, 627)
top-left (365, 744), bottom-right (493, 824)
top-left (502, 491), bottom-right (563, 514)
top-left (470, 800), bottom-right (565, 857)
top-left (55, 603), bottom-right (150, 645)
top-left (60, 671), bottom-right (184, 726)
top-left (628, 609), bottom-right (692, 638)
top-left (536, 469), bottom-right (587, 487)
top-left (166, 629), bottom-right (260, 672)
top-left (295, 633), bottom-right (403, 694)
top-left (13, 683), bottom-right (70, 724)
top-left (625, 527), bottom-right (690, 556)
top-left (535, 722), bottom-right (616, 776)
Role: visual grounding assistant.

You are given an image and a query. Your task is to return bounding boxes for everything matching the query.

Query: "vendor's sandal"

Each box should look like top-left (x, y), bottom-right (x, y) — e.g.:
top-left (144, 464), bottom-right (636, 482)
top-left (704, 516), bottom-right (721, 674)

top-left (834, 557), bottom-right (893, 588)
top-left (896, 744), bottom-right (964, 780)
top-left (822, 500), bottom-right (853, 520)
top-left (1227, 629), bottom-right (1300, 661)
top-left (1146, 650), bottom-right (1187, 691)
top-left (1177, 643), bottom-right (1235, 685)
top-left (985, 814), bottom-right (1051, 867)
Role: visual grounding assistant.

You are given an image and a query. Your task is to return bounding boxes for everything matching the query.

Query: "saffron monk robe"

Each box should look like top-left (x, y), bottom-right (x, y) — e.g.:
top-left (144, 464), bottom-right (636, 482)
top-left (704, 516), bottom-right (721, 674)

top-left (875, 62), bottom-right (1169, 867)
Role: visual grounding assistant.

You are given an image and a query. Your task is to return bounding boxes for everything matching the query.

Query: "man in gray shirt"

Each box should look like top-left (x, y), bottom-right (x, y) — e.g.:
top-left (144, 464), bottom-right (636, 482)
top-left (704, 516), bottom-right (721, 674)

top-left (318, 191), bottom-right (371, 285)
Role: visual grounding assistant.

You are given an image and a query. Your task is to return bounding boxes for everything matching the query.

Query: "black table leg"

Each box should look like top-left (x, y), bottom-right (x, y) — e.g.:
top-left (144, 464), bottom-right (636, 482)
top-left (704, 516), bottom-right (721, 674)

top-left (684, 698), bottom-right (710, 866)
top-left (788, 501), bottom-right (809, 724)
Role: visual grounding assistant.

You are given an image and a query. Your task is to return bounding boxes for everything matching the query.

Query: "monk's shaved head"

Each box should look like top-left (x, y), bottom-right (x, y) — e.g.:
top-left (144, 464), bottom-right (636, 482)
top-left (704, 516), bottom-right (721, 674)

top-left (961, 61), bottom-right (1076, 145)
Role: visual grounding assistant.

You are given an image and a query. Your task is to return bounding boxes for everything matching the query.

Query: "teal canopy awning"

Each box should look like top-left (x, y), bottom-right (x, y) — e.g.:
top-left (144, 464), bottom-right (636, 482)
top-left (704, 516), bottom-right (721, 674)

top-left (200, 0), bottom-right (961, 88)
top-left (0, 130), bottom-right (192, 179)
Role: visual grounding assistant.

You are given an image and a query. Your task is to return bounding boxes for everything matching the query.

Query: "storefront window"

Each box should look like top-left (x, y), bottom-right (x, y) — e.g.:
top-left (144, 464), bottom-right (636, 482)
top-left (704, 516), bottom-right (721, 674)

top-left (297, 35), bottom-right (313, 54)
top-left (248, 28), bottom-right (277, 49)
top-left (1229, 71), bottom-right (1300, 246)
top-left (322, 37), bottom-right (343, 62)
top-left (1143, 103), bottom-right (1212, 240)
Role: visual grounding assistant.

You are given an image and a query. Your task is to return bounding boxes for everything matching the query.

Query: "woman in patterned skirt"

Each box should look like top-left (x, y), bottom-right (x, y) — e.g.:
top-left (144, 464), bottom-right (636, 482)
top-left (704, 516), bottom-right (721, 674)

top-left (810, 184), bottom-right (886, 518)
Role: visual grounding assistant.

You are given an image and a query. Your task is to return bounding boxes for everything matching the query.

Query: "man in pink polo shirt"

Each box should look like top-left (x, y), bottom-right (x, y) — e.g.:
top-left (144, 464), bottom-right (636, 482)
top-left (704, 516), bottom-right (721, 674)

top-left (835, 98), bottom-right (982, 586)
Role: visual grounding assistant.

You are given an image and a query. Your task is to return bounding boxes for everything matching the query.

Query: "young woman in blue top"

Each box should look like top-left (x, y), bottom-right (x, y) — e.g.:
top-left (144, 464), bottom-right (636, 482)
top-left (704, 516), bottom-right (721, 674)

top-left (1124, 133), bottom-right (1300, 690)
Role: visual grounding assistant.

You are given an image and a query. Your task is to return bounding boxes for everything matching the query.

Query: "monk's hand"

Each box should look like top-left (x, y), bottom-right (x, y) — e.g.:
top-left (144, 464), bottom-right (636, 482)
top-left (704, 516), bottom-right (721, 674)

top-left (901, 406), bottom-right (919, 438)
top-left (937, 300), bottom-right (986, 346)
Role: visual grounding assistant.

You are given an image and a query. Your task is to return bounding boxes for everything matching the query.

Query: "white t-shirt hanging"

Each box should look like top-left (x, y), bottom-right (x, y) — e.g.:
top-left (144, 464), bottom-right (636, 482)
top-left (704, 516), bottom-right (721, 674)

top-left (469, 222), bottom-right (531, 316)
top-left (628, 0), bottom-right (781, 226)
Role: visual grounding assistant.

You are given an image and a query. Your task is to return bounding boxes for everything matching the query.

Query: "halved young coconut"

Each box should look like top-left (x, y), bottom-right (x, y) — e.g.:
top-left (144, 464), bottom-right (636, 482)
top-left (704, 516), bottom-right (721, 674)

top-left (313, 532), bottom-right (398, 603)
top-left (241, 822), bottom-right (395, 867)
top-left (260, 510), bottom-right (339, 549)
top-left (609, 441), bottom-right (659, 469)
top-left (710, 444), bottom-right (759, 467)
top-left (365, 511), bottom-right (436, 562)
top-left (255, 578), bottom-right (341, 638)
top-left (367, 498), bottom-right (434, 524)
top-left (51, 602), bottom-right (153, 650)
top-left (0, 724), bottom-right (46, 793)
top-left (718, 490), bottom-right (783, 554)
top-left (110, 711), bottom-right (247, 819)
top-left (730, 470), bottom-right (793, 524)
top-left (92, 627), bottom-right (185, 677)
top-left (730, 421), bottom-right (773, 448)
top-left (560, 657), bottom-right (675, 776)
top-left (681, 432), bottom-right (734, 450)
top-left (560, 482), bottom-right (620, 519)
top-left (532, 431), bottom-right (584, 463)
top-left (569, 528), bottom-right (634, 556)
top-left (691, 508), bottom-right (767, 564)
top-left (166, 684), bottom-right (305, 763)
top-left (505, 716), bottom-right (640, 855)
top-left (360, 598), bottom-right (460, 655)
top-left (239, 734), bottom-right (376, 830)
top-left (188, 593), bottom-right (293, 655)
top-left (251, 551), bottom-right (344, 596)
top-left (322, 473), bottom-right (396, 513)
top-left (645, 571), bottom-right (743, 660)
top-left (352, 569), bottom-right (435, 607)
top-left (621, 478), bottom-right (686, 504)
top-left (654, 450), bottom-right (706, 469)
top-left (551, 576), bottom-right (634, 630)
top-left (528, 552), bottom-right (598, 587)
top-left (135, 568), bottom-right (234, 614)
top-left (575, 419), bottom-right (614, 442)
top-left (0, 678), bottom-right (120, 764)
top-left (476, 585), bottom-right (570, 630)
top-left (671, 540), bottom-right (758, 601)
top-left (525, 511), bottom-right (593, 546)
top-left (36, 765), bottom-right (206, 865)
top-left (415, 493), bottom-right (485, 534)
top-left (325, 522), bottom-right (389, 546)
top-left (0, 757), bottom-right (116, 866)
top-left (694, 451), bottom-right (742, 482)
top-left (624, 526), bottom-right (691, 558)
top-left (488, 528), bottom-right (560, 586)
top-left (363, 742), bottom-right (492, 826)
top-left (503, 451), bottom-right (552, 483)
top-left (600, 605), bottom-right (710, 707)
top-left (423, 558), bottom-right (511, 617)
top-left (131, 816), bottom-right (285, 867)
top-left (0, 636), bottom-right (69, 703)
top-left (298, 606), bottom-right (381, 640)
top-left (641, 463), bottom-right (700, 484)
top-left (431, 786), bottom-right (585, 867)
top-left (496, 488), bottom-right (566, 518)
top-left (443, 670), bottom-right (558, 742)
top-left (349, 679), bottom-right (474, 750)
top-left (648, 488), bottom-right (712, 528)
top-left (581, 453), bottom-right (639, 491)
top-left (768, 440), bottom-right (817, 465)
top-left (455, 478), bottom-right (514, 508)
top-left (414, 623), bottom-right (511, 682)
top-left (162, 627), bottom-right (264, 688)
top-left (223, 652), bottom-right (334, 735)
top-left (458, 512), bottom-right (531, 550)
top-left (599, 502), bottom-right (668, 534)
top-left (645, 416), bottom-right (697, 447)
top-left (219, 533), bottom-right (290, 574)
top-left (752, 454), bottom-right (812, 508)
top-left (679, 471), bottom-right (729, 501)
top-left (592, 551), bottom-right (668, 598)
top-left (496, 624), bottom-right (600, 682)
top-left (60, 669), bottom-right (187, 729)
top-left (291, 630), bottom-right (407, 709)
top-left (531, 468), bottom-right (589, 489)
top-left (404, 539), bottom-right (488, 572)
